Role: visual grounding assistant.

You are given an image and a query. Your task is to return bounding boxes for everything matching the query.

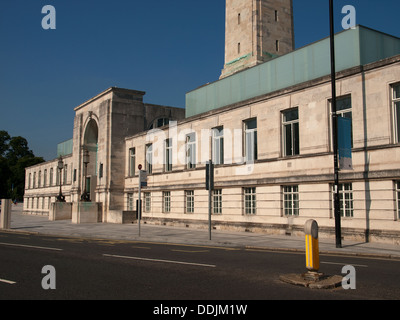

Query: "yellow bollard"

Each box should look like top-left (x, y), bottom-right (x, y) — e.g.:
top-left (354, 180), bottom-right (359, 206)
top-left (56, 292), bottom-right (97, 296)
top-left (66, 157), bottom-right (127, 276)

top-left (305, 220), bottom-right (319, 272)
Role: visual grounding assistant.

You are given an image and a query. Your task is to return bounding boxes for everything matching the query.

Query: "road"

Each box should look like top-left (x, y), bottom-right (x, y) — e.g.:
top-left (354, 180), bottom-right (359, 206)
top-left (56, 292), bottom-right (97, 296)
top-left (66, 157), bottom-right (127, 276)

top-left (0, 231), bottom-right (399, 303)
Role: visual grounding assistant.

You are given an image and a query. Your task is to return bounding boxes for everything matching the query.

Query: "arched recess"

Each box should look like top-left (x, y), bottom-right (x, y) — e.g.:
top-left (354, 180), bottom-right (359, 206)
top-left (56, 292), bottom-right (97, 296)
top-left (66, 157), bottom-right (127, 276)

top-left (82, 119), bottom-right (98, 201)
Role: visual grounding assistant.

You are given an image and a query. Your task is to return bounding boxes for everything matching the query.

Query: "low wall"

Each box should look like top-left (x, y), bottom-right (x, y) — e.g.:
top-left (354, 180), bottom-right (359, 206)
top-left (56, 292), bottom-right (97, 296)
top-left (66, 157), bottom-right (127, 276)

top-left (72, 202), bottom-right (102, 224)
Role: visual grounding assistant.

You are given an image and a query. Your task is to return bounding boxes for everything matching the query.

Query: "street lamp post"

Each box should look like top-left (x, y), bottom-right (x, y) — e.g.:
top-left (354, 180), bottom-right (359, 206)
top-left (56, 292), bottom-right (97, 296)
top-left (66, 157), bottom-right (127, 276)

top-left (329, 0), bottom-right (342, 248)
top-left (56, 156), bottom-right (66, 202)
top-left (81, 148), bottom-right (91, 202)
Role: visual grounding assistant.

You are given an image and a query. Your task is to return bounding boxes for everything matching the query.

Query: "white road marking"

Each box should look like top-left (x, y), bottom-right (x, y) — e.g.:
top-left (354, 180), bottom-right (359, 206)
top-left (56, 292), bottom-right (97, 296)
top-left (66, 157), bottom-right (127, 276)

top-left (0, 278), bottom-right (16, 285)
top-left (321, 261), bottom-right (368, 268)
top-left (103, 254), bottom-right (216, 268)
top-left (0, 242), bottom-right (63, 251)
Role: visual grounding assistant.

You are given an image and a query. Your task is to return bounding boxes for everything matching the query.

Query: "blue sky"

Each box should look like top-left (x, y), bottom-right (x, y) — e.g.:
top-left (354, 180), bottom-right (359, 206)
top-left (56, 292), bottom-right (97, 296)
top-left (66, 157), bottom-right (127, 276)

top-left (0, 0), bottom-right (399, 161)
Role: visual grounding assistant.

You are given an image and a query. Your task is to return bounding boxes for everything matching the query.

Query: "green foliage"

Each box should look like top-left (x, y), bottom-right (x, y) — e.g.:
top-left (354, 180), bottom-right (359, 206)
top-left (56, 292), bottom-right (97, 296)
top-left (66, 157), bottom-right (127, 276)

top-left (0, 130), bottom-right (44, 200)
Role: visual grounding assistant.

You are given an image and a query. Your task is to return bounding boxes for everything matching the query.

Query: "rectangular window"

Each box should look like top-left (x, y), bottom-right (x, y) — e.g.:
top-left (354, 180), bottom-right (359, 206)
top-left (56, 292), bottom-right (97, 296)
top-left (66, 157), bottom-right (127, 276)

top-left (186, 133), bottom-right (196, 169)
top-left (127, 193), bottom-right (134, 211)
top-left (63, 164), bottom-right (68, 185)
top-left (28, 173), bottom-right (31, 189)
top-left (392, 83), bottom-right (400, 143)
top-left (38, 171), bottom-right (41, 188)
top-left (144, 192), bottom-right (151, 212)
top-left (244, 119), bottom-right (257, 162)
top-left (283, 186), bottom-right (299, 216)
top-left (50, 168), bottom-right (53, 186)
top-left (244, 187), bottom-right (256, 215)
top-left (331, 95), bottom-right (353, 148)
top-left (44, 169), bottom-right (47, 187)
top-left (129, 148), bottom-right (136, 177)
top-left (282, 108), bottom-right (299, 156)
top-left (33, 172), bottom-right (36, 188)
top-left (185, 190), bottom-right (194, 213)
top-left (396, 181), bottom-right (400, 220)
top-left (163, 191), bottom-right (171, 213)
top-left (336, 183), bottom-right (353, 218)
top-left (165, 139), bottom-right (172, 172)
top-left (213, 189), bottom-right (222, 215)
top-left (212, 127), bottom-right (224, 165)
top-left (146, 144), bottom-right (153, 174)
top-left (56, 167), bottom-right (60, 186)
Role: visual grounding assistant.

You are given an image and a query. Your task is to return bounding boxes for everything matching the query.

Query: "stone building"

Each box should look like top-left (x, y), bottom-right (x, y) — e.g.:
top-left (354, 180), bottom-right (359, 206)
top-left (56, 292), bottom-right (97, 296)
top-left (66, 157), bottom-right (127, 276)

top-left (24, 87), bottom-right (185, 223)
top-left (24, 1), bottom-right (400, 244)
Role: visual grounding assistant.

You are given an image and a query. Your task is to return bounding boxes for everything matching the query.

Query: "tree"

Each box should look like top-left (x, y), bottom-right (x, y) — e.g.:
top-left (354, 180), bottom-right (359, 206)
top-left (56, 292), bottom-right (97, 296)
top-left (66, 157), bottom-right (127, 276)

top-left (0, 130), bottom-right (10, 156)
top-left (0, 130), bottom-right (44, 200)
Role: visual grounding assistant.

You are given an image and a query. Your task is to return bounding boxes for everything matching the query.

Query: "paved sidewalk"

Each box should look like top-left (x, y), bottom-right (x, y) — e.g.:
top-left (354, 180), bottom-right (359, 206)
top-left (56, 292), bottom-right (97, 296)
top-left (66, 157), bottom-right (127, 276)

top-left (4, 204), bottom-right (400, 259)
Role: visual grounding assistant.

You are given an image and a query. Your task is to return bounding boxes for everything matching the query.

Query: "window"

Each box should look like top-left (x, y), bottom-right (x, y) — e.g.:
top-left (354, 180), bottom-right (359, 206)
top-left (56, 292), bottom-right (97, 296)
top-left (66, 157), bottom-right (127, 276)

top-left (244, 187), bottom-right (256, 215)
top-left (50, 168), bottom-right (53, 186)
top-left (165, 139), bottom-right (172, 172)
top-left (331, 95), bottom-right (353, 148)
top-left (275, 10), bottom-right (279, 22)
top-left (43, 169), bottom-right (47, 187)
top-left (283, 186), bottom-right (299, 216)
top-left (146, 144), bottom-right (153, 174)
top-left (276, 40), bottom-right (280, 52)
top-left (38, 171), bottom-right (41, 188)
top-left (163, 191), bottom-right (171, 213)
top-left (33, 172), bottom-right (36, 189)
top-left (213, 189), bottom-right (222, 215)
top-left (127, 193), bottom-right (134, 211)
top-left (238, 43), bottom-right (241, 54)
top-left (56, 166), bottom-right (60, 186)
top-left (282, 108), bottom-right (299, 156)
top-left (186, 133), bottom-right (196, 169)
top-left (99, 164), bottom-right (103, 179)
top-left (149, 118), bottom-right (170, 130)
top-left (185, 190), bottom-right (194, 213)
top-left (396, 181), bottom-right (400, 220)
top-left (144, 192), bottom-right (151, 212)
top-left (129, 148), bottom-right (136, 177)
top-left (238, 13), bottom-right (241, 25)
top-left (336, 183), bottom-right (353, 218)
top-left (392, 83), bottom-right (400, 143)
top-left (28, 173), bottom-right (31, 189)
top-left (63, 164), bottom-right (68, 185)
top-left (244, 119), bottom-right (257, 162)
top-left (212, 127), bottom-right (224, 165)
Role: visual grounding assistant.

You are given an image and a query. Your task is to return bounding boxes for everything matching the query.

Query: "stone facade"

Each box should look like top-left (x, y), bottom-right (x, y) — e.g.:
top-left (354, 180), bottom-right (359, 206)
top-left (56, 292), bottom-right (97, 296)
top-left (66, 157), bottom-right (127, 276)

top-left (220, 0), bottom-right (294, 78)
top-left (124, 56), bottom-right (400, 245)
